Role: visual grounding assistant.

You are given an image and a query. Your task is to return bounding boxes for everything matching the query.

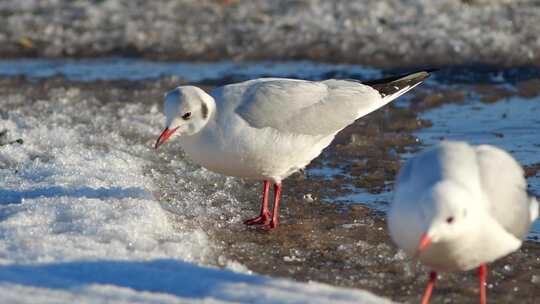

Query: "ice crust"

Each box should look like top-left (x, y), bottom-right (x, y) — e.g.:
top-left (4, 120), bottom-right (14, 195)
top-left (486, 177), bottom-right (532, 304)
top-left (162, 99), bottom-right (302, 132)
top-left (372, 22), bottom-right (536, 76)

top-left (0, 86), bottom-right (391, 303)
top-left (0, 88), bottom-right (212, 264)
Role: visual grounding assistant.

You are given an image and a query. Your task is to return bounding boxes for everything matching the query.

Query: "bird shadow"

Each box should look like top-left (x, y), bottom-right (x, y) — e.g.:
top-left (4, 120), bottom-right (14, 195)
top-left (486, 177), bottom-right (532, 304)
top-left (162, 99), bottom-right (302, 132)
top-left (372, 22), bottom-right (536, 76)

top-left (0, 185), bottom-right (150, 205)
top-left (0, 259), bottom-right (268, 300)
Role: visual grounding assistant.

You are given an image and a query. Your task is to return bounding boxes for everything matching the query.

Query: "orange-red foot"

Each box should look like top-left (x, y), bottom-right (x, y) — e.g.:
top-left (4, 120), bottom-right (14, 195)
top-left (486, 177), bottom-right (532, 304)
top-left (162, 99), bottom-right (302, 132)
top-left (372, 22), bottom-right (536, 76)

top-left (243, 212), bottom-right (271, 226)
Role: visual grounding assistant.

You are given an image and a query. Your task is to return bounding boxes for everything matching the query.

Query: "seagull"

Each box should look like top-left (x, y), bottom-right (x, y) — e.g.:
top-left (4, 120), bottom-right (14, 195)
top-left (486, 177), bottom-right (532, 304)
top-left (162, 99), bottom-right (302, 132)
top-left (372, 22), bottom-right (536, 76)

top-left (388, 141), bottom-right (539, 304)
top-left (155, 71), bottom-right (431, 230)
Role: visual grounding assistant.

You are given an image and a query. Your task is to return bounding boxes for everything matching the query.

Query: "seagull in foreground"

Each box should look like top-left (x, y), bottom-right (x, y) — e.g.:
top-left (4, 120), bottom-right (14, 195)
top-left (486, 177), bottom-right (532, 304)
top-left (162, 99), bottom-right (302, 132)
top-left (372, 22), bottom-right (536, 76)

top-left (388, 141), bottom-right (539, 304)
top-left (155, 71), bottom-right (430, 230)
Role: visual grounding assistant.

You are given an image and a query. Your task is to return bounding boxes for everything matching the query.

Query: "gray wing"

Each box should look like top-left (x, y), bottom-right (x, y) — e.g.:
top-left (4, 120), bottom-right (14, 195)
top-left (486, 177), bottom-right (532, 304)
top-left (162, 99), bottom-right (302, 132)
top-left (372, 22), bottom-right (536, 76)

top-left (475, 145), bottom-right (533, 239)
top-left (234, 78), bottom-right (383, 136)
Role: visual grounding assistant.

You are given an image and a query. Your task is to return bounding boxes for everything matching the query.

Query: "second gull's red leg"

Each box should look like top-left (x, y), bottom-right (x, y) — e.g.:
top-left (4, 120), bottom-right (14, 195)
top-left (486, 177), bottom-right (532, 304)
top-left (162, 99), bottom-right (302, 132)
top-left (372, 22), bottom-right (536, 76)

top-left (421, 271), bottom-right (437, 304)
top-left (478, 264), bottom-right (487, 304)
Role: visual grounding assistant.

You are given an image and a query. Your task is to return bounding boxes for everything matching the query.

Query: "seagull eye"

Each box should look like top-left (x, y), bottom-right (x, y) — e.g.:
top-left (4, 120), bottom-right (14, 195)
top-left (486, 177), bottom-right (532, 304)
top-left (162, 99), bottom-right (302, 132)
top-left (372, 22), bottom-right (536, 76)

top-left (446, 216), bottom-right (455, 224)
top-left (182, 112), bottom-right (192, 120)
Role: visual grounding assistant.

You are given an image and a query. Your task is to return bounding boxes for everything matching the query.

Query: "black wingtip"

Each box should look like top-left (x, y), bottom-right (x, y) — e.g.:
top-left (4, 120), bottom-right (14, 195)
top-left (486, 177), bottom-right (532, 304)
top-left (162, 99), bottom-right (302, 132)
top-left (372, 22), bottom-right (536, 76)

top-left (364, 70), bottom-right (432, 98)
top-left (363, 69), bottom-right (433, 86)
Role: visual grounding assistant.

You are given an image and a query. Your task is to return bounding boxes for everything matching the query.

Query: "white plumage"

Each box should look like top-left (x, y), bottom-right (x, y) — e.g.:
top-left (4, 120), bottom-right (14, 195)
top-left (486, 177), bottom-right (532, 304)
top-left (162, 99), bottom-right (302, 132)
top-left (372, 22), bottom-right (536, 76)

top-left (388, 141), bottom-right (538, 303)
top-left (156, 73), bottom-right (429, 229)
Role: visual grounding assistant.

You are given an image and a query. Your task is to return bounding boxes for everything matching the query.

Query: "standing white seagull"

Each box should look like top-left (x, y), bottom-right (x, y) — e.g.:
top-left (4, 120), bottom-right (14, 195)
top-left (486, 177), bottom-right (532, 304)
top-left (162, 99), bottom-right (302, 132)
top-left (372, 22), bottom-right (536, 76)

top-left (155, 71), bottom-right (430, 230)
top-left (389, 141), bottom-right (539, 304)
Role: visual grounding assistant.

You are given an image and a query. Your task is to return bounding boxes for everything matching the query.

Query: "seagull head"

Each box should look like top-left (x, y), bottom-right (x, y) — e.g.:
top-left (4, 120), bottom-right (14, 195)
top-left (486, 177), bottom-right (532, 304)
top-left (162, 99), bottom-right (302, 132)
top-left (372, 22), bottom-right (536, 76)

top-left (413, 181), bottom-right (476, 258)
top-left (155, 86), bottom-right (213, 149)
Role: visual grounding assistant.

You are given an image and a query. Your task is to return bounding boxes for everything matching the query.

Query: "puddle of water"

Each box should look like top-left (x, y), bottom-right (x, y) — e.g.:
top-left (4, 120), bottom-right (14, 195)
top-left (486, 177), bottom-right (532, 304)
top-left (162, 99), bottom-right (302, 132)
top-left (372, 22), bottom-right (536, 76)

top-left (417, 96), bottom-right (540, 165)
top-left (308, 166), bottom-right (343, 180)
top-left (330, 184), bottom-right (393, 212)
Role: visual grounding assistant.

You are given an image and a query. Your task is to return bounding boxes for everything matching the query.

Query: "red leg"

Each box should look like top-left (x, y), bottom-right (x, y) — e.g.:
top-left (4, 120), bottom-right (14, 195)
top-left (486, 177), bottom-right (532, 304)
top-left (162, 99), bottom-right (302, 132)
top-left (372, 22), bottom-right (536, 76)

top-left (421, 271), bottom-right (437, 304)
top-left (243, 181), bottom-right (271, 225)
top-left (262, 182), bottom-right (282, 230)
top-left (478, 264), bottom-right (487, 304)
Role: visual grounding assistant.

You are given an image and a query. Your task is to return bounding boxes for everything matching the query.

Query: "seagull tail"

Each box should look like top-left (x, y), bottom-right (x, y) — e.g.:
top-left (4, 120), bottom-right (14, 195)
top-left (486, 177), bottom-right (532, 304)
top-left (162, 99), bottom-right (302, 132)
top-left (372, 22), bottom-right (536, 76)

top-left (364, 70), bottom-right (432, 103)
top-left (530, 196), bottom-right (539, 223)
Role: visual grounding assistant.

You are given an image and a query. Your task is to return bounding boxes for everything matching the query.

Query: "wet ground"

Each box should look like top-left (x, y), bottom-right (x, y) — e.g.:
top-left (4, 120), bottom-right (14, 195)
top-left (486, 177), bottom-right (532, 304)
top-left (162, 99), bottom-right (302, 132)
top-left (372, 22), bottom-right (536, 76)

top-left (1, 62), bottom-right (539, 303)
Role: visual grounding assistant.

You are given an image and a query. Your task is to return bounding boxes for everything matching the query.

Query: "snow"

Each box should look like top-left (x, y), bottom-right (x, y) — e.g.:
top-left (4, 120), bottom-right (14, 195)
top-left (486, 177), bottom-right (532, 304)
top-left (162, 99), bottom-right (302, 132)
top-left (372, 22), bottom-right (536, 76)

top-left (0, 260), bottom-right (390, 304)
top-left (0, 85), bottom-right (391, 303)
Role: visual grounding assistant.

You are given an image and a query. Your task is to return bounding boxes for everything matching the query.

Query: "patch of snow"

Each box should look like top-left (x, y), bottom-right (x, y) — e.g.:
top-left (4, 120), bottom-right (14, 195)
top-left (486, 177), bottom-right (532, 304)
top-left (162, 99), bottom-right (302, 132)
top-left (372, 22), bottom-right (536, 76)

top-left (0, 260), bottom-right (391, 303)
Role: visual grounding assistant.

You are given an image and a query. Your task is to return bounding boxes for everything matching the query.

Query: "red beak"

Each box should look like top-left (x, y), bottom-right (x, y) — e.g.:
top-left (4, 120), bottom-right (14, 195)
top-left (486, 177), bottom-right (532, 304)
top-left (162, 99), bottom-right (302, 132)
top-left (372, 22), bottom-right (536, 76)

top-left (409, 233), bottom-right (432, 272)
top-left (154, 127), bottom-right (178, 149)
top-left (413, 233), bottom-right (432, 259)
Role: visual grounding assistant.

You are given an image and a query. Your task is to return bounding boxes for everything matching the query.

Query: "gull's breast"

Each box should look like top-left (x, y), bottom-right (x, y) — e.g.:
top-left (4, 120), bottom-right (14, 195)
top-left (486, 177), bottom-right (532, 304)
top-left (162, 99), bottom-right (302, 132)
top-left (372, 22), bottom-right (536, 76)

top-left (180, 122), bottom-right (334, 182)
